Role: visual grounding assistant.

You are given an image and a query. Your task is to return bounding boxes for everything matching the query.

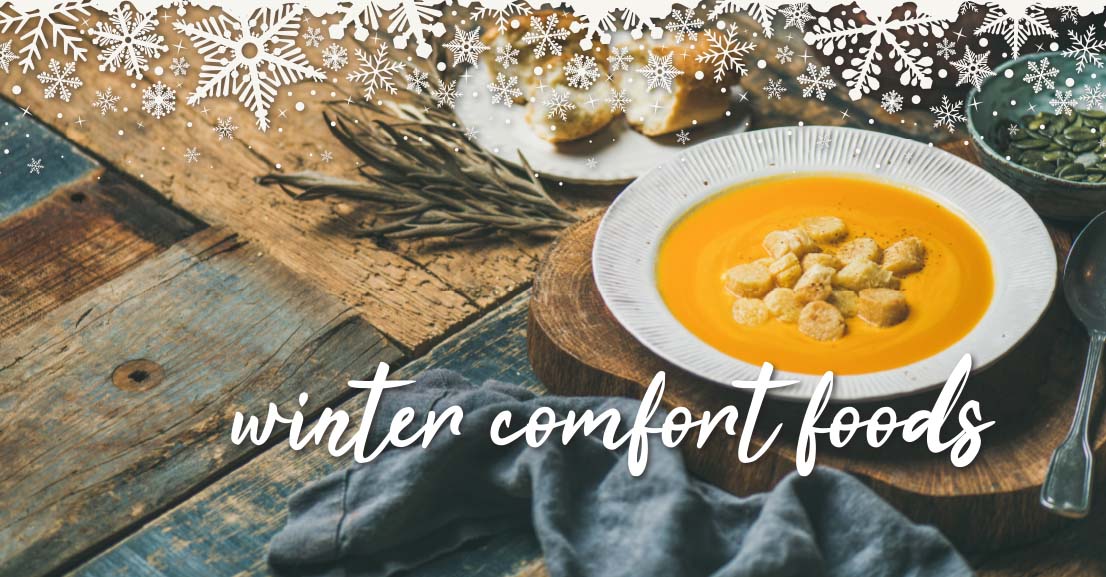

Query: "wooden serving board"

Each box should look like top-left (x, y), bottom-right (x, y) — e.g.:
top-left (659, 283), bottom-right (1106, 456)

top-left (528, 147), bottom-right (1106, 551)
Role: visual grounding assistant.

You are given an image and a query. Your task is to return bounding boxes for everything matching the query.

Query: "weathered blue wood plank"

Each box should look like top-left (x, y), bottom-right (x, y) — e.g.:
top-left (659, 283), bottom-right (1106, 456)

top-left (67, 292), bottom-right (544, 577)
top-left (0, 170), bottom-right (201, 340)
top-left (0, 100), bottom-right (97, 219)
top-left (0, 227), bottom-right (403, 577)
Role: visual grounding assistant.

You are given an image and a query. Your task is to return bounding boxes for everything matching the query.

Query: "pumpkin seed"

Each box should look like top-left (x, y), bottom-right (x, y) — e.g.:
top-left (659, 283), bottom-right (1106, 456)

top-left (1059, 162), bottom-right (1087, 178)
top-left (1074, 140), bottom-right (1099, 153)
top-left (1012, 138), bottom-right (1050, 150)
top-left (1065, 127), bottom-right (1098, 140)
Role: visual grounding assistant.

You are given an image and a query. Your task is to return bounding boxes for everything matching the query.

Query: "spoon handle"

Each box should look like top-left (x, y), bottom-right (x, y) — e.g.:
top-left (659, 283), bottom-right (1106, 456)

top-left (1041, 330), bottom-right (1105, 518)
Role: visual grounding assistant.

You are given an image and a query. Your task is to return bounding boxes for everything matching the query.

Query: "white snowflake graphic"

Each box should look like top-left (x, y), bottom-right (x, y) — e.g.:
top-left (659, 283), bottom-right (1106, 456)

top-left (930, 95), bottom-right (965, 132)
top-left (1059, 6), bottom-right (1079, 23)
top-left (776, 45), bottom-right (793, 64)
top-left (797, 63), bottom-right (836, 101)
top-left (320, 150), bottom-right (334, 163)
top-left (184, 147), bottom-right (200, 163)
top-left (495, 44), bottom-right (519, 68)
top-left (585, 157), bottom-right (598, 169)
top-left (321, 44), bottom-right (348, 71)
top-left (935, 38), bottom-right (956, 59)
top-left (302, 26), bottom-right (324, 47)
top-left (432, 80), bottom-right (460, 109)
top-left (607, 46), bottom-right (632, 71)
top-left (606, 88), bottom-right (631, 112)
top-left (487, 73), bottom-right (522, 106)
top-left (665, 8), bottom-right (704, 43)
top-left (37, 58), bottom-right (82, 102)
top-left (764, 78), bottom-right (786, 100)
top-left (951, 47), bottom-right (994, 90)
top-left (544, 89), bottom-right (576, 121)
top-left (92, 87), bottom-right (120, 115)
top-left (406, 69), bottom-right (429, 93)
top-left (1008, 123), bottom-right (1020, 136)
top-left (782, 3), bottom-right (814, 32)
top-left (1081, 83), bottom-right (1106, 107)
top-left (1023, 57), bottom-right (1059, 93)
top-left (1062, 26), bottom-right (1106, 73)
top-left (463, 125), bottom-right (480, 141)
top-left (89, 4), bottom-right (167, 79)
top-left (804, 7), bottom-right (946, 101)
top-left (214, 116), bottom-right (238, 140)
top-left (697, 23), bottom-right (756, 83)
top-left (473, 0), bottom-right (528, 33)
top-left (881, 90), bottom-right (903, 114)
top-left (0, 1), bottom-right (92, 72)
top-left (638, 51), bottom-right (683, 92)
top-left (0, 39), bottom-right (16, 72)
top-left (348, 43), bottom-right (405, 99)
top-left (1050, 89), bottom-right (1078, 116)
top-left (676, 129), bottom-right (690, 145)
top-left (815, 133), bottom-right (833, 150)
top-left (975, 4), bottom-right (1055, 59)
top-left (174, 4), bottom-right (327, 131)
top-left (709, 2), bottom-right (777, 38)
top-left (141, 81), bottom-right (175, 119)
top-left (27, 158), bottom-right (44, 174)
top-left (444, 26), bottom-right (488, 66)
top-left (522, 14), bottom-right (569, 59)
top-left (170, 57), bottom-right (190, 77)
top-left (327, 0), bottom-right (445, 59)
top-left (564, 54), bottom-right (600, 89)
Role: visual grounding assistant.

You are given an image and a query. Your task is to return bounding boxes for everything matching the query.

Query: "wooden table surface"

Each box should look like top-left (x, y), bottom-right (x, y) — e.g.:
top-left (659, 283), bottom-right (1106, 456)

top-left (2, 17), bottom-right (1106, 577)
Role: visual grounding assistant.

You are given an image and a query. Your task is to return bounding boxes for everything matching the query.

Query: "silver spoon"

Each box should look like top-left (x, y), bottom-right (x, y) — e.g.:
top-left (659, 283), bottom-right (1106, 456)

top-left (1041, 211), bottom-right (1106, 518)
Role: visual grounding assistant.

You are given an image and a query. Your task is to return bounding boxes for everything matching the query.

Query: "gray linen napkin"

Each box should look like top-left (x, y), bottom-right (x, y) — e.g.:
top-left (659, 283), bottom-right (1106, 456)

top-left (268, 369), bottom-right (972, 577)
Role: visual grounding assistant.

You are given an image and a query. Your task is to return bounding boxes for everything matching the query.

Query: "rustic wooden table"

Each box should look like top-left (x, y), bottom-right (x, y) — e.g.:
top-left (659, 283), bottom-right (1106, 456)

top-left (1, 17), bottom-right (1105, 577)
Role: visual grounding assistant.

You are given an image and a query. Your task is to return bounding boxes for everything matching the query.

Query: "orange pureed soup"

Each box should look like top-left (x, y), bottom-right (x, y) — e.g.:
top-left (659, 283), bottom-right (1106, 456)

top-left (655, 174), bottom-right (994, 375)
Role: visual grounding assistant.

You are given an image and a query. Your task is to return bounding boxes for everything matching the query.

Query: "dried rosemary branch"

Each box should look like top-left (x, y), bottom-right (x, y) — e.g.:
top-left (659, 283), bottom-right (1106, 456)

top-left (257, 51), bottom-right (576, 241)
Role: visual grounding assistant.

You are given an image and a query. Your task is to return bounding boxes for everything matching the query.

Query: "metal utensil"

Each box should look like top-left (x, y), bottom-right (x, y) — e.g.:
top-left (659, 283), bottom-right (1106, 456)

top-left (1042, 211), bottom-right (1106, 518)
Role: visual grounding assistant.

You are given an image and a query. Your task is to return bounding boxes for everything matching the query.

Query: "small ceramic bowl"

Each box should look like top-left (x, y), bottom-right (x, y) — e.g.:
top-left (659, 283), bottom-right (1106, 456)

top-left (967, 51), bottom-right (1106, 221)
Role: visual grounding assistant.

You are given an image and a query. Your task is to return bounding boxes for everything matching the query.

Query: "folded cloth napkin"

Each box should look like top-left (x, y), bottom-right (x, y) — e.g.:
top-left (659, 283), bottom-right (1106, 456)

top-left (269, 369), bottom-right (972, 577)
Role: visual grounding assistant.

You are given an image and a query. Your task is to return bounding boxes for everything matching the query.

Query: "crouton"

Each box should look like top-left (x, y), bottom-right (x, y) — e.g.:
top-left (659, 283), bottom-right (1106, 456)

top-left (794, 264), bottom-right (835, 302)
top-left (764, 288), bottom-right (803, 323)
top-left (858, 288), bottom-right (909, 327)
top-left (833, 260), bottom-right (899, 291)
top-left (801, 216), bottom-right (848, 243)
top-left (723, 262), bottom-right (774, 298)
top-left (763, 229), bottom-right (817, 259)
top-left (802, 253), bottom-right (842, 270)
top-left (883, 237), bottom-right (926, 275)
top-left (828, 290), bottom-right (859, 318)
top-left (836, 237), bottom-right (882, 264)
top-left (798, 301), bottom-right (846, 341)
top-left (732, 297), bottom-right (771, 326)
top-left (768, 253), bottom-right (802, 288)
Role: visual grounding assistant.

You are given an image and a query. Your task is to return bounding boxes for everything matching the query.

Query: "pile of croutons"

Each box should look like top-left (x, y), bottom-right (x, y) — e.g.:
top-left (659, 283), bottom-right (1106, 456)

top-left (722, 216), bottom-right (926, 341)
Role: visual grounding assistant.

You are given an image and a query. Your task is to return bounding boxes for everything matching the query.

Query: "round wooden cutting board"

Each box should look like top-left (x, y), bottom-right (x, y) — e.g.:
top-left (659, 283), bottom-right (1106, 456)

top-left (528, 215), bottom-right (1106, 551)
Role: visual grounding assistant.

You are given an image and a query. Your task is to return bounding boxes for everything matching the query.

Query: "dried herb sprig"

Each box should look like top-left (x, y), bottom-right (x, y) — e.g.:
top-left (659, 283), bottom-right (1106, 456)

top-left (257, 52), bottom-right (576, 241)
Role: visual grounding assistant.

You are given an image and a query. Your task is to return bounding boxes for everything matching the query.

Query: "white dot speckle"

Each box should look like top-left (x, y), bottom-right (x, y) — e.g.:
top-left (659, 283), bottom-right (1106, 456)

top-left (11, 85), bottom-right (20, 95)
top-left (1004, 69), bottom-right (1014, 78)
top-left (295, 101), bottom-right (305, 111)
